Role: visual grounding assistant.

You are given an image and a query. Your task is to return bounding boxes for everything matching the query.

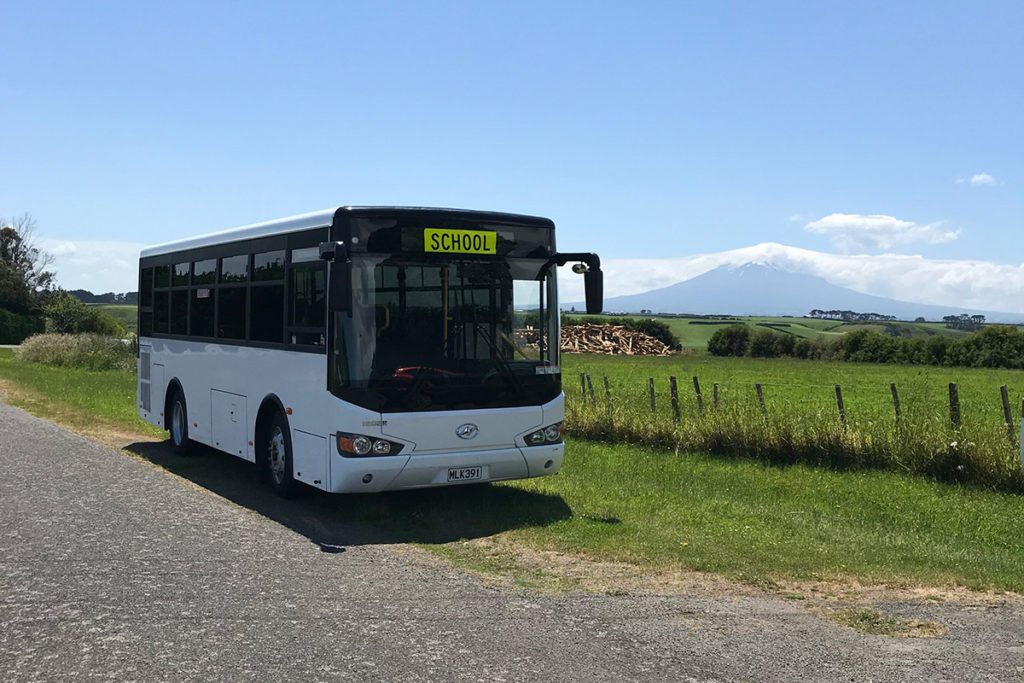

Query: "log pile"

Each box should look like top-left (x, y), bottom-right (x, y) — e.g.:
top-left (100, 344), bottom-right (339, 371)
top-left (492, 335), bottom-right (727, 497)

top-left (560, 324), bottom-right (673, 356)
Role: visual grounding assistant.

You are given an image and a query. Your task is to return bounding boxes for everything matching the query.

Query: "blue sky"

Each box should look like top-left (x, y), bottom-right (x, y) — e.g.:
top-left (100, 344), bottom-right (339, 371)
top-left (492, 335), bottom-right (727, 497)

top-left (1, 1), bottom-right (1021, 306)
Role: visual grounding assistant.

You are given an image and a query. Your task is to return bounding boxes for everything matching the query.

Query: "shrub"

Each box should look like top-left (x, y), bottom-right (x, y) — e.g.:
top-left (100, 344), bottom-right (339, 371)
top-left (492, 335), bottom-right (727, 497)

top-left (707, 325), bottom-right (751, 356)
top-left (0, 308), bottom-right (44, 344)
top-left (43, 291), bottom-right (125, 336)
top-left (748, 329), bottom-right (782, 357)
top-left (16, 333), bottom-right (135, 371)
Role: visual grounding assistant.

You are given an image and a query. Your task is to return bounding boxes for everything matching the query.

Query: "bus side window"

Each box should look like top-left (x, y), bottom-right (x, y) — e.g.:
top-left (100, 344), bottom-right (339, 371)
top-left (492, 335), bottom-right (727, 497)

top-left (153, 291), bottom-right (169, 334)
top-left (139, 268), bottom-right (154, 336)
top-left (251, 250), bottom-right (285, 343)
top-left (288, 261), bottom-right (325, 345)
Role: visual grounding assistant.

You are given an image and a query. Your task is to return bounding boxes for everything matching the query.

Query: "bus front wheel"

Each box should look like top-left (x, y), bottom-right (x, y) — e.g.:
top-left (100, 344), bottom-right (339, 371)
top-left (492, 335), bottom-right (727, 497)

top-left (264, 412), bottom-right (299, 498)
top-left (168, 388), bottom-right (194, 456)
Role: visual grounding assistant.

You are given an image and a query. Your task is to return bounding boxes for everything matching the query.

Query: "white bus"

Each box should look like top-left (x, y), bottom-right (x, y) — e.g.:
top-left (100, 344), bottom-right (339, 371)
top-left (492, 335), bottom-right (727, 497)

top-left (137, 206), bottom-right (602, 497)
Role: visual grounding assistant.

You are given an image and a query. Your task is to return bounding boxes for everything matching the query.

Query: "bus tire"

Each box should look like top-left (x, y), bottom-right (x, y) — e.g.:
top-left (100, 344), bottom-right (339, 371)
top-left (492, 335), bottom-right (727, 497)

top-left (264, 411), bottom-right (299, 498)
top-left (168, 387), bottom-right (194, 456)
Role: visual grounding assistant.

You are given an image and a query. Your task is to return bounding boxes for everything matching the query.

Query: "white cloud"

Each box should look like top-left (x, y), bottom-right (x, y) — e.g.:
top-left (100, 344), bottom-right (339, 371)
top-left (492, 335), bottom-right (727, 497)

top-left (956, 172), bottom-right (998, 186)
top-left (39, 238), bottom-right (145, 293)
top-left (557, 242), bottom-right (1024, 316)
top-left (803, 213), bottom-right (959, 251)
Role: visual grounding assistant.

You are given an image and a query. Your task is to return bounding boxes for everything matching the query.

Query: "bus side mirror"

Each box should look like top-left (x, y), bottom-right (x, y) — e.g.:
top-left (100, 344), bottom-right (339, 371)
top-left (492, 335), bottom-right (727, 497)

top-left (328, 261), bottom-right (352, 313)
top-left (584, 267), bottom-right (603, 315)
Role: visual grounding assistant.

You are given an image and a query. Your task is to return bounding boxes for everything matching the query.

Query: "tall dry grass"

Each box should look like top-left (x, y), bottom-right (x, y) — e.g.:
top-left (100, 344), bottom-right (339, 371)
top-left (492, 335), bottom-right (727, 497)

top-left (16, 333), bottom-right (135, 372)
top-left (567, 374), bottom-right (1024, 493)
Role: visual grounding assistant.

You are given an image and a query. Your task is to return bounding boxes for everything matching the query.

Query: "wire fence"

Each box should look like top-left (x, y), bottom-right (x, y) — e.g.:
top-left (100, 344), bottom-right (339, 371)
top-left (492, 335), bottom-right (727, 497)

top-left (566, 371), bottom-right (1024, 491)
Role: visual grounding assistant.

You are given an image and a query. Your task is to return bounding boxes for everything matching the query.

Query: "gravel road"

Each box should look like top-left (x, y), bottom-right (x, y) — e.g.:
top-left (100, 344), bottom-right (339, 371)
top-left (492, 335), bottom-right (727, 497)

top-left (1, 401), bottom-right (1021, 682)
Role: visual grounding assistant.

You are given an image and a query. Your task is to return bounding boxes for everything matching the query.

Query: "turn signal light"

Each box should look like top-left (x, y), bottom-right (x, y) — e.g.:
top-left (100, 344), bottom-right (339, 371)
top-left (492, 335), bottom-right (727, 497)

top-left (337, 432), bottom-right (404, 457)
top-left (524, 422), bottom-right (563, 447)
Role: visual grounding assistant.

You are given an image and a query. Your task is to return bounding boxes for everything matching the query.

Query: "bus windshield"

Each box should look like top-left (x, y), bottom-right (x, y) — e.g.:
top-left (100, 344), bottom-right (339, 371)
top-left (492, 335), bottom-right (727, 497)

top-left (329, 256), bottom-right (559, 412)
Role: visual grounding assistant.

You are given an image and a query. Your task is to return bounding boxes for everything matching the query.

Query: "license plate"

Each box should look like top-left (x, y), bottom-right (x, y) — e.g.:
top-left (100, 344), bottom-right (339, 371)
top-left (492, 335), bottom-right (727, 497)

top-left (447, 466), bottom-right (482, 482)
top-left (424, 228), bottom-right (497, 255)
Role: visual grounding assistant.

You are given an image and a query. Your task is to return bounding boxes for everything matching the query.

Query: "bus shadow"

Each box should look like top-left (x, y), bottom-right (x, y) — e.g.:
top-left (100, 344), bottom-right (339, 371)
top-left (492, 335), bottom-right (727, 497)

top-left (124, 440), bottom-right (573, 548)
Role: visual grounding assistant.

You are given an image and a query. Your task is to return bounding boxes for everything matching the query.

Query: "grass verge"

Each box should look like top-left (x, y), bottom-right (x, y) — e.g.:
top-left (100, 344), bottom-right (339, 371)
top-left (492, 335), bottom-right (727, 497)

top-left (0, 348), bottom-right (161, 442)
top-left (1, 348), bottom-right (1022, 594)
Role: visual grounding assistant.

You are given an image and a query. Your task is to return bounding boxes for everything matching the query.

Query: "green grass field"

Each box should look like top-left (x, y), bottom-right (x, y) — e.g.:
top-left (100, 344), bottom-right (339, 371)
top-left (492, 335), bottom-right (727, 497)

top-left (563, 354), bottom-right (1024, 492)
top-left (92, 303), bottom-right (138, 333)
top-left (1, 347), bottom-right (1022, 591)
top-left (500, 439), bottom-right (1024, 591)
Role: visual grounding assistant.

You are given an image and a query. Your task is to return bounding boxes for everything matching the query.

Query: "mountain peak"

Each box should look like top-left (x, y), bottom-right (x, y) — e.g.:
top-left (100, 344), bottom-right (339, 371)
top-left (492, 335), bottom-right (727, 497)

top-left (596, 260), bottom-right (1020, 321)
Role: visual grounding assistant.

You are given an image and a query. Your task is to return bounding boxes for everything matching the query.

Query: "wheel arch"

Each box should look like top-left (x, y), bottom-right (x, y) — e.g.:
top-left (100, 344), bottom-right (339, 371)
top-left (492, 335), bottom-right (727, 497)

top-left (163, 378), bottom-right (184, 431)
top-left (254, 393), bottom-right (288, 464)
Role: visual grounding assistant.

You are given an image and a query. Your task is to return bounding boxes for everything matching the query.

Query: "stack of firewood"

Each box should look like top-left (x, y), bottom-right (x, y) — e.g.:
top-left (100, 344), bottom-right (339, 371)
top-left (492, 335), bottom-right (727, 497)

top-left (516, 324), bottom-right (672, 355)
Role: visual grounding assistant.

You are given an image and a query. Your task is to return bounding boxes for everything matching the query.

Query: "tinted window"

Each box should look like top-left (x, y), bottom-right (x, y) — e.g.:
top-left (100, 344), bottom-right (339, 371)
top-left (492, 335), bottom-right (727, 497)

top-left (193, 259), bottom-right (216, 285)
top-left (250, 286), bottom-right (284, 342)
top-left (154, 291), bottom-right (169, 333)
top-left (139, 311), bottom-right (153, 336)
top-left (154, 265), bottom-right (171, 288)
top-left (191, 288), bottom-right (215, 337)
top-left (253, 251), bottom-right (285, 281)
top-left (290, 265), bottom-right (326, 328)
top-left (140, 268), bottom-right (153, 307)
top-left (170, 290), bottom-right (189, 334)
top-left (173, 263), bottom-right (190, 286)
top-left (220, 255), bottom-right (248, 283)
top-left (218, 288), bottom-right (246, 340)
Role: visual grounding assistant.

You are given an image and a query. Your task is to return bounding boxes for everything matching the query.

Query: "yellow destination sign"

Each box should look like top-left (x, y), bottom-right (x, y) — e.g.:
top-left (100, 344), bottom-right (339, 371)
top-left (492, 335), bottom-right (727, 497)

top-left (424, 228), bottom-right (497, 255)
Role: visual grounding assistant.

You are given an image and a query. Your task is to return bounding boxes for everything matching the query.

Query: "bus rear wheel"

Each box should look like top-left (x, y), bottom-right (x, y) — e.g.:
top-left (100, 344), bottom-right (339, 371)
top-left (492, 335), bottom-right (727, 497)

top-left (264, 412), bottom-right (299, 498)
top-left (168, 388), bottom-right (194, 456)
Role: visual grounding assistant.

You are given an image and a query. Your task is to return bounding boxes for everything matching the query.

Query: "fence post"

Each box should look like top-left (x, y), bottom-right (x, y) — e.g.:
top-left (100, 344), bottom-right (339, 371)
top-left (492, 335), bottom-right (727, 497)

top-left (890, 383), bottom-right (901, 422)
top-left (1001, 385), bottom-right (1015, 445)
top-left (1020, 400), bottom-right (1024, 472)
top-left (669, 376), bottom-right (681, 424)
top-left (693, 376), bottom-right (704, 414)
top-left (835, 384), bottom-right (846, 430)
top-left (580, 373), bottom-right (586, 398)
top-left (603, 374), bottom-right (612, 417)
top-left (755, 383), bottom-right (766, 413)
top-left (648, 378), bottom-right (656, 414)
top-left (948, 383), bottom-right (961, 429)
top-left (586, 374), bottom-right (596, 406)
top-left (712, 383), bottom-right (719, 410)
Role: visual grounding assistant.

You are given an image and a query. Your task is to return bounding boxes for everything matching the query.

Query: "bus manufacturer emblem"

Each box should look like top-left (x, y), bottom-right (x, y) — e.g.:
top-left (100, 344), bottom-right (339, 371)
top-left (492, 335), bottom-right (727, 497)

top-left (456, 424), bottom-right (479, 439)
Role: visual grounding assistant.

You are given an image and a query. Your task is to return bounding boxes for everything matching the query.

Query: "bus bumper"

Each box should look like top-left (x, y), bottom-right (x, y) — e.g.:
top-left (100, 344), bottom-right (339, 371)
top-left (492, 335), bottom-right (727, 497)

top-left (327, 444), bottom-right (564, 493)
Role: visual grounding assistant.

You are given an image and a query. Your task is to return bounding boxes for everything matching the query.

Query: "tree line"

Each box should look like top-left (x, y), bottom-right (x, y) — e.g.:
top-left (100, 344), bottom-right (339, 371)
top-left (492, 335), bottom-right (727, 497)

top-left (808, 309), bottom-right (897, 322)
top-left (1, 214), bottom-right (125, 343)
top-left (708, 323), bottom-right (1024, 369)
top-left (67, 289), bottom-right (138, 304)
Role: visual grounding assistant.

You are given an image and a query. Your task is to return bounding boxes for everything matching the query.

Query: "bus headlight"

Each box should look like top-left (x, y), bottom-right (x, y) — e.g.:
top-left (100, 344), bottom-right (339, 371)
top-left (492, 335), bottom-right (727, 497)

top-left (337, 432), bottom-right (404, 457)
top-left (524, 422), bottom-right (563, 446)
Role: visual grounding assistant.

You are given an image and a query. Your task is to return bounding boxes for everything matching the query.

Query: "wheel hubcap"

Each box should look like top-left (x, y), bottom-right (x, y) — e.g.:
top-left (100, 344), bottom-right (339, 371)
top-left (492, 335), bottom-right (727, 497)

top-left (268, 427), bottom-right (286, 484)
top-left (171, 401), bottom-right (184, 445)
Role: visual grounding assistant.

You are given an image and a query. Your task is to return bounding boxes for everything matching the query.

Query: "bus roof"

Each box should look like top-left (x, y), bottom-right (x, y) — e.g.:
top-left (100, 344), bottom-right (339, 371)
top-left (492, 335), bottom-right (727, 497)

top-left (139, 206), bottom-right (554, 258)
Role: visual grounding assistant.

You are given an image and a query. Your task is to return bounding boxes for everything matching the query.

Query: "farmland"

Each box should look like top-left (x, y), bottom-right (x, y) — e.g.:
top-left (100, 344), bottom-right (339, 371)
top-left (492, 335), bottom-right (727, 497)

top-left (562, 354), bottom-right (1024, 492)
top-left (92, 303), bottom-right (137, 333)
top-left (564, 314), bottom-right (975, 349)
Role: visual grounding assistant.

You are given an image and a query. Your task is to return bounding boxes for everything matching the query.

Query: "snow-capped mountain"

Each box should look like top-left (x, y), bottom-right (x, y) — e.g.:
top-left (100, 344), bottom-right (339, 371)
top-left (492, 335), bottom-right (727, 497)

top-left (587, 262), bottom-right (1024, 322)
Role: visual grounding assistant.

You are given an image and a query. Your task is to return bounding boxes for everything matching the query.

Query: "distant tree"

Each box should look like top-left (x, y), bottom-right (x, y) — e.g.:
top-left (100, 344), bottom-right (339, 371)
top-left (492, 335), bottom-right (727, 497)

top-left (0, 213), bottom-right (55, 314)
top-left (914, 317), bottom-right (926, 323)
top-left (43, 291), bottom-right (124, 336)
top-left (943, 313), bottom-right (984, 331)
